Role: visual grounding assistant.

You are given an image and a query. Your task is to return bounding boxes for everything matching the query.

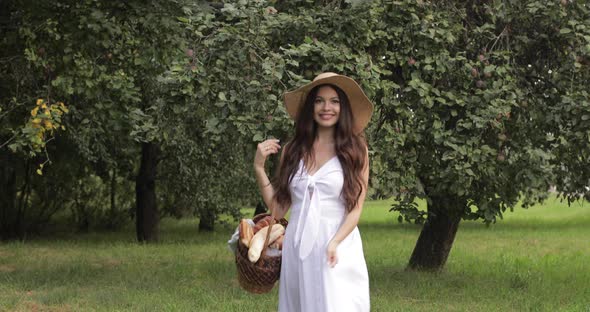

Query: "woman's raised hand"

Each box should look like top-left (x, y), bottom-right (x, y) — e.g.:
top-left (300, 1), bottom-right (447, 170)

top-left (254, 139), bottom-right (281, 169)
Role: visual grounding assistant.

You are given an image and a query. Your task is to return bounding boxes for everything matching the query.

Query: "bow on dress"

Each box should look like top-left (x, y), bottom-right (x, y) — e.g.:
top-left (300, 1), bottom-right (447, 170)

top-left (293, 174), bottom-right (322, 261)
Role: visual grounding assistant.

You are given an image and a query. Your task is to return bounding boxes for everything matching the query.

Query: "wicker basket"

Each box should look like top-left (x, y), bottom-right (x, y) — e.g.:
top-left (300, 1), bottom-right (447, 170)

top-left (235, 213), bottom-right (288, 294)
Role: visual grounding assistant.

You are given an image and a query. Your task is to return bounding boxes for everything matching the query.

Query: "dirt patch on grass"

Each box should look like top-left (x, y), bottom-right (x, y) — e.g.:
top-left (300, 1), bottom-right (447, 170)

top-left (0, 265), bottom-right (16, 272)
top-left (13, 302), bottom-right (74, 312)
top-left (104, 259), bottom-right (122, 267)
top-left (35, 247), bottom-right (70, 257)
top-left (0, 250), bottom-right (14, 258)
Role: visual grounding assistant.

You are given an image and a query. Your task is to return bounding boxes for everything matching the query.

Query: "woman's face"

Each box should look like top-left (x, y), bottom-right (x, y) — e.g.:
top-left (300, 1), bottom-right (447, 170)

top-left (313, 86), bottom-right (341, 129)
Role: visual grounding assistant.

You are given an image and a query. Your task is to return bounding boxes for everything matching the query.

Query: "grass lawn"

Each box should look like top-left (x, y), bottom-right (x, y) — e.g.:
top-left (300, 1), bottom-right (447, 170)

top-left (1, 197), bottom-right (589, 311)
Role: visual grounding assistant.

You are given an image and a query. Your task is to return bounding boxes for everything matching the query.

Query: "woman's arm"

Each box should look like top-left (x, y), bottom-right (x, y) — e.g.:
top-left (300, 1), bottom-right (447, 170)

top-left (253, 139), bottom-right (288, 220)
top-left (326, 147), bottom-right (369, 267)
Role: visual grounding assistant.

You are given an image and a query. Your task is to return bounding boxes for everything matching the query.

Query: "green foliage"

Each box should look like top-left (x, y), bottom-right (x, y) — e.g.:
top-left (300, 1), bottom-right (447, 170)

top-left (1, 0), bottom-right (589, 238)
top-left (1, 0), bottom-right (202, 237)
top-left (367, 0), bottom-right (590, 224)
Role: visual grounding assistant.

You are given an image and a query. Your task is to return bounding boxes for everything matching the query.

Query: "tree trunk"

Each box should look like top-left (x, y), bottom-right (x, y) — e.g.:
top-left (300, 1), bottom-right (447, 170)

top-left (0, 156), bottom-right (17, 240)
top-left (408, 196), bottom-right (461, 271)
top-left (108, 166), bottom-right (117, 229)
top-left (136, 142), bottom-right (159, 242)
top-left (198, 208), bottom-right (215, 232)
top-left (110, 166), bottom-right (116, 215)
top-left (14, 160), bottom-right (31, 240)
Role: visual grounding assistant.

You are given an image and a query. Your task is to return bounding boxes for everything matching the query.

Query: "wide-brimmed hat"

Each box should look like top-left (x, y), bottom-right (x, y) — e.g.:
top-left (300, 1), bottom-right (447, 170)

top-left (283, 72), bottom-right (373, 134)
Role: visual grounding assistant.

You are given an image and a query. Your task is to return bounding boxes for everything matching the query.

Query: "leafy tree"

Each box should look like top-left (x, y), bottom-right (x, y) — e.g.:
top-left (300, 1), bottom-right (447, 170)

top-left (1, 0), bottom-right (205, 240)
top-left (2, 0), bottom-right (588, 274)
top-left (368, 0), bottom-right (590, 270)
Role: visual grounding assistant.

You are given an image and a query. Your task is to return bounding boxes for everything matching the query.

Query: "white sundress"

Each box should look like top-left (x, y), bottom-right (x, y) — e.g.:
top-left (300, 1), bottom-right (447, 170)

top-left (278, 156), bottom-right (370, 312)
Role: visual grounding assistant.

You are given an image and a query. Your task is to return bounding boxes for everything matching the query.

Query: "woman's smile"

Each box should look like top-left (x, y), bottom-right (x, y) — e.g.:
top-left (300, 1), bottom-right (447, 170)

top-left (319, 112), bottom-right (336, 120)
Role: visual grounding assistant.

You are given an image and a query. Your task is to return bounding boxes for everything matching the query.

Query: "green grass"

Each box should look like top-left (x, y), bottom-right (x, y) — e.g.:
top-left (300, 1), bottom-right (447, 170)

top-left (1, 198), bottom-right (589, 311)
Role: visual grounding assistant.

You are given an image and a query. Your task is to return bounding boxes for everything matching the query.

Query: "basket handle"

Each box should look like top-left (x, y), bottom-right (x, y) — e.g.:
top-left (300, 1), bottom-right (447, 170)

top-left (258, 218), bottom-right (276, 266)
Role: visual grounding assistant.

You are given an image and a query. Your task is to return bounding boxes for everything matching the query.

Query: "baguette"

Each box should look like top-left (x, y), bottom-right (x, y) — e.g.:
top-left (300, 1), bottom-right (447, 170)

top-left (239, 219), bottom-right (254, 247)
top-left (248, 224), bottom-right (285, 263)
top-left (253, 216), bottom-right (274, 234)
top-left (269, 234), bottom-right (284, 250)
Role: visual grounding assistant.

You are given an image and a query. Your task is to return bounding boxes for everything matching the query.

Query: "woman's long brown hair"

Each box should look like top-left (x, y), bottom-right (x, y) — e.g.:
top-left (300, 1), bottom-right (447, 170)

top-left (273, 84), bottom-right (367, 213)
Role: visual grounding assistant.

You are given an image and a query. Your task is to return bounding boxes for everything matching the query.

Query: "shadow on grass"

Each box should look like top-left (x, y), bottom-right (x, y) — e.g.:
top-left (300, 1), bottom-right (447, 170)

top-left (17, 218), bottom-right (238, 246)
top-left (17, 198), bottom-right (590, 245)
top-left (459, 219), bottom-right (590, 232)
top-left (361, 216), bottom-right (590, 233)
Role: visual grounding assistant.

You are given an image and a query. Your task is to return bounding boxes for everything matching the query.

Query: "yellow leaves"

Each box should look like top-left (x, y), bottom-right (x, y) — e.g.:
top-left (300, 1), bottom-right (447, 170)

top-left (22, 98), bottom-right (69, 155)
top-left (50, 107), bottom-right (63, 117)
top-left (43, 120), bottom-right (54, 129)
top-left (28, 99), bottom-right (68, 128)
top-left (18, 99), bottom-right (71, 175)
top-left (34, 99), bottom-right (69, 114)
top-left (36, 163), bottom-right (45, 175)
top-left (57, 101), bottom-right (67, 110)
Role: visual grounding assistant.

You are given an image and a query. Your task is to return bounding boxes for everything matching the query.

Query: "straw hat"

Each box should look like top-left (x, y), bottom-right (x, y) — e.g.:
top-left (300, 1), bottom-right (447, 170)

top-left (283, 72), bottom-right (373, 134)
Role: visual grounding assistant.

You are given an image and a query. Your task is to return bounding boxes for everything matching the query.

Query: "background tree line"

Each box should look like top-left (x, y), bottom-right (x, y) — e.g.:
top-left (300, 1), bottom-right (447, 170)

top-left (1, 0), bottom-right (588, 270)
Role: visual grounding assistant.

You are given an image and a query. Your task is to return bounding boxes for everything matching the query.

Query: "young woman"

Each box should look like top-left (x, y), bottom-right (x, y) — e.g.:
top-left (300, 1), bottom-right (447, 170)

top-left (254, 72), bottom-right (372, 311)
